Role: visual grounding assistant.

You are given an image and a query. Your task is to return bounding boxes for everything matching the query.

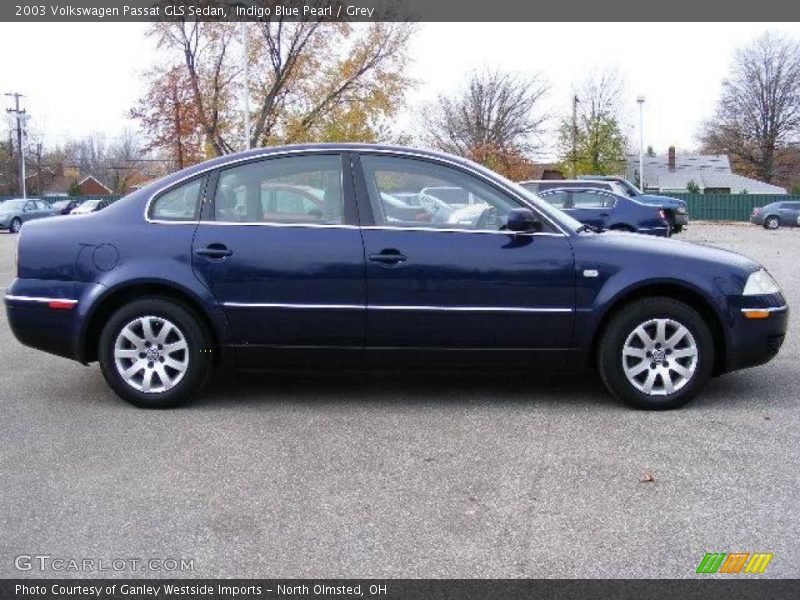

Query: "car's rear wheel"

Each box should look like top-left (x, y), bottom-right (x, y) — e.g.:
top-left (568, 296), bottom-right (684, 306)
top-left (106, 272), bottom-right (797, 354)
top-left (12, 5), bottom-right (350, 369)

top-left (98, 298), bottom-right (212, 408)
top-left (764, 216), bottom-right (780, 229)
top-left (598, 297), bottom-right (714, 410)
top-left (9, 218), bottom-right (21, 234)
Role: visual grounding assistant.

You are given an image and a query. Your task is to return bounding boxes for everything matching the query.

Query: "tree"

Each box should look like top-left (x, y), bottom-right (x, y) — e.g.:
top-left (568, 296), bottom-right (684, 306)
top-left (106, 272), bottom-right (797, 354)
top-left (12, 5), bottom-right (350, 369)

top-left (558, 69), bottom-right (628, 175)
top-left (421, 69), bottom-right (550, 178)
top-left (131, 66), bottom-right (204, 169)
top-left (686, 179), bottom-right (701, 193)
top-left (135, 20), bottom-right (415, 161)
top-left (700, 32), bottom-right (800, 185)
top-left (646, 145), bottom-right (656, 157)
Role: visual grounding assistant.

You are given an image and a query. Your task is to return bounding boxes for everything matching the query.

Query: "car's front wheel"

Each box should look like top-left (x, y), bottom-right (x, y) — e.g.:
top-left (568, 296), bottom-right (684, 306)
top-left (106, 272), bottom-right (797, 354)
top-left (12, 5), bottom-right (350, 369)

top-left (98, 298), bottom-right (212, 408)
top-left (764, 216), bottom-right (780, 229)
top-left (598, 297), bottom-right (714, 410)
top-left (9, 218), bottom-right (21, 234)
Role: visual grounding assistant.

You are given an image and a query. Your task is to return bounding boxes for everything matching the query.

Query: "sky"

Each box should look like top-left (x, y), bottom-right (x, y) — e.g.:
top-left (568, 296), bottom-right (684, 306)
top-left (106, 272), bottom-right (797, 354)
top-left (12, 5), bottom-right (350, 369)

top-left (2, 22), bottom-right (799, 161)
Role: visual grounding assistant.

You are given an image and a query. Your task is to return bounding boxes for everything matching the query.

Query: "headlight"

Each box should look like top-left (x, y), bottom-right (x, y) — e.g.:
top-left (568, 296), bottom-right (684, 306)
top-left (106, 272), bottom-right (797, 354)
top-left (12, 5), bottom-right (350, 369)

top-left (743, 269), bottom-right (781, 295)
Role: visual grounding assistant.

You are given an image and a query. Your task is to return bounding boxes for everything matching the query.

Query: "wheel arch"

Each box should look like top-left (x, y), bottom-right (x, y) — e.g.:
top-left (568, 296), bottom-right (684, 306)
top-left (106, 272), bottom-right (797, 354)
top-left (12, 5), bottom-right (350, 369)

top-left (80, 280), bottom-right (222, 364)
top-left (589, 281), bottom-right (728, 376)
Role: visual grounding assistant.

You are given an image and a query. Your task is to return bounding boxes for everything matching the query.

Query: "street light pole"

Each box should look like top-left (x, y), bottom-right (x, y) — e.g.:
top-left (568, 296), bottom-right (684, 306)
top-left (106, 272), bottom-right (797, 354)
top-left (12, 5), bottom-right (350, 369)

top-left (636, 95), bottom-right (645, 191)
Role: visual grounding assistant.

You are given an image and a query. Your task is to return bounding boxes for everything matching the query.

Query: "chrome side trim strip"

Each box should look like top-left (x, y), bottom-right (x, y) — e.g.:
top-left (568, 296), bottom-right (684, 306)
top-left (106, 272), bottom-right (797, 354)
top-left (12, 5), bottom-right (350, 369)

top-left (5, 295), bottom-right (79, 305)
top-left (223, 302), bottom-right (364, 310)
top-left (369, 305), bottom-right (573, 313)
top-left (188, 220), bottom-right (566, 237)
top-left (222, 302), bottom-right (573, 314)
top-left (740, 305), bottom-right (788, 313)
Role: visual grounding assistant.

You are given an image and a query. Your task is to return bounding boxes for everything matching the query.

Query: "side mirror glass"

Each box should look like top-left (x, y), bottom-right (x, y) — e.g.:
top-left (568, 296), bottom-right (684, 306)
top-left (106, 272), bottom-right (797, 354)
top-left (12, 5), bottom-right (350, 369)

top-left (506, 208), bottom-right (541, 232)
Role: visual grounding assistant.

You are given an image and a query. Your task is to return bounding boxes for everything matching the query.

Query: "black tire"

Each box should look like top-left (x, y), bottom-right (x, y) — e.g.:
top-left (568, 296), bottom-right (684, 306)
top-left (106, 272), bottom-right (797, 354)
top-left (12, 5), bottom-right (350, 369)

top-left (9, 218), bottom-right (21, 234)
top-left (764, 216), bottom-right (780, 230)
top-left (98, 297), bottom-right (212, 408)
top-left (673, 225), bottom-right (683, 234)
top-left (597, 297), bottom-right (714, 410)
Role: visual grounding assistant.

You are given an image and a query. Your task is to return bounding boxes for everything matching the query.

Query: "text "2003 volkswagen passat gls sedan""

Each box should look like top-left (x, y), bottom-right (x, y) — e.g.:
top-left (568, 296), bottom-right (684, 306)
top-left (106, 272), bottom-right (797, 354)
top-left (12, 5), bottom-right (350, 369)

top-left (4, 145), bottom-right (788, 409)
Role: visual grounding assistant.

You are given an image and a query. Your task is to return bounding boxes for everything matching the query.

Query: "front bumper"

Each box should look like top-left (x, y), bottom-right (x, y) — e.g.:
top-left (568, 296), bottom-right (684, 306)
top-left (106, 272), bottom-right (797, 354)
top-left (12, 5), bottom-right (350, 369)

top-left (725, 297), bottom-right (788, 372)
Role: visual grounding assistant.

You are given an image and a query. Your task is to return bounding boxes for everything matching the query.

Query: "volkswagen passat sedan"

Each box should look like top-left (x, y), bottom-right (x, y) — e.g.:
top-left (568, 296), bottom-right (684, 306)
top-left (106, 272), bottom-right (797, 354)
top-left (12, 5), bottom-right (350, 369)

top-left (536, 187), bottom-right (671, 237)
top-left (4, 144), bottom-right (788, 410)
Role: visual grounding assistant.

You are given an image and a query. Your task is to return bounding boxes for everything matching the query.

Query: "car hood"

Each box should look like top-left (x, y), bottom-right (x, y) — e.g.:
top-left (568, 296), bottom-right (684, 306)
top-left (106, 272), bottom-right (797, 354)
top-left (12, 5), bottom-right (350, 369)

top-left (587, 231), bottom-right (760, 272)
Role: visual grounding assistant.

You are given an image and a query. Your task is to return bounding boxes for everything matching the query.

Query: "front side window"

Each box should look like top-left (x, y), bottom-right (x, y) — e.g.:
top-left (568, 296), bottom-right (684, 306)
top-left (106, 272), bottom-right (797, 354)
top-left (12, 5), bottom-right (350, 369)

top-left (360, 155), bottom-right (525, 231)
top-left (214, 155), bottom-right (343, 225)
top-left (150, 177), bottom-right (204, 221)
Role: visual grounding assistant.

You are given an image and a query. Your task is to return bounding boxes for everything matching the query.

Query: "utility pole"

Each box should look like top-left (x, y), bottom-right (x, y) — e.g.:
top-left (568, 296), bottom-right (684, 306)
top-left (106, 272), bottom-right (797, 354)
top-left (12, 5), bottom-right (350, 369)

top-left (571, 95), bottom-right (579, 178)
top-left (5, 93), bottom-right (27, 198)
top-left (636, 96), bottom-right (645, 190)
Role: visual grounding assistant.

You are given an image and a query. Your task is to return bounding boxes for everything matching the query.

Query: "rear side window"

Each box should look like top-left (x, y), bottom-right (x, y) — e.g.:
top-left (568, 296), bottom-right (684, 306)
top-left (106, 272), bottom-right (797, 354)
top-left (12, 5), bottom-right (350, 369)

top-left (150, 178), bottom-right (204, 221)
top-left (572, 192), bottom-right (612, 208)
top-left (214, 155), bottom-right (343, 225)
top-left (543, 192), bottom-right (569, 208)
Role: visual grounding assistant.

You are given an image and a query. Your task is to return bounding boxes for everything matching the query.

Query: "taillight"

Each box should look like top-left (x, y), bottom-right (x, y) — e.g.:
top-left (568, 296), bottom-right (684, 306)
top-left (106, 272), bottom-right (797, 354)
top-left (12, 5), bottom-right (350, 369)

top-left (753, 207), bottom-right (761, 215)
top-left (658, 209), bottom-right (666, 220)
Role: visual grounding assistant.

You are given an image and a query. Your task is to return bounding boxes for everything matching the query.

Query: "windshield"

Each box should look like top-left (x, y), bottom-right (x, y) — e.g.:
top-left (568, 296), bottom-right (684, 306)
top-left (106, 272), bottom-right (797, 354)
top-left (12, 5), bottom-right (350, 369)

top-left (1, 200), bottom-right (26, 211)
top-left (82, 200), bottom-right (101, 208)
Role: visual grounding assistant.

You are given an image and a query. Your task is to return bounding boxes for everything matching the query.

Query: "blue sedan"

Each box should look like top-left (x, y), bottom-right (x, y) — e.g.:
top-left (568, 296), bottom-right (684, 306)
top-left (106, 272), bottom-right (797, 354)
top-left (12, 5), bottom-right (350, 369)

top-left (4, 144), bottom-right (788, 410)
top-left (532, 187), bottom-right (672, 237)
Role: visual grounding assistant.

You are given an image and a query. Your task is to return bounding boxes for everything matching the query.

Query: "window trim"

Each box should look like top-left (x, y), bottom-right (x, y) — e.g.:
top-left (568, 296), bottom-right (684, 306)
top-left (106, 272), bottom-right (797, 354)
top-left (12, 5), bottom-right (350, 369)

top-left (143, 147), bottom-right (568, 235)
top-left (147, 174), bottom-right (208, 224)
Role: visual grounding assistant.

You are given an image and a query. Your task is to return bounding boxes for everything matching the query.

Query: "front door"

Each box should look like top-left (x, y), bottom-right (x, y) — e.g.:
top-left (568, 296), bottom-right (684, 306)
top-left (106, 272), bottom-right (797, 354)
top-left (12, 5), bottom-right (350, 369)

top-left (191, 152), bottom-right (366, 366)
top-left (355, 154), bottom-right (576, 365)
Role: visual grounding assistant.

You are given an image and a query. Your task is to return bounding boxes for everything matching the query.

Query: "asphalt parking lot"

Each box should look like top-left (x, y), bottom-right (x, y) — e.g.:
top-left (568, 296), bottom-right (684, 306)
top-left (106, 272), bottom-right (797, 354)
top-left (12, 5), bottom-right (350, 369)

top-left (0, 222), bottom-right (797, 579)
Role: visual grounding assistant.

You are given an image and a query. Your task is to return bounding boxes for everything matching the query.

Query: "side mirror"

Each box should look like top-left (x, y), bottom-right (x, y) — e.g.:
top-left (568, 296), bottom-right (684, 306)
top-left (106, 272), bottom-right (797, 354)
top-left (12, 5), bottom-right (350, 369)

top-left (506, 208), bottom-right (541, 232)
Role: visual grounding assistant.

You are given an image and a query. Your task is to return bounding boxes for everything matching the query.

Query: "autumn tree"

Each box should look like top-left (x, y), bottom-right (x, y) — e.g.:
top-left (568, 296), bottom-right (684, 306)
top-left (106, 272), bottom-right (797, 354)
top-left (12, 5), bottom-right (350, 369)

top-left (558, 69), bottom-right (628, 176)
top-left (130, 65), bottom-right (204, 169)
top-left (421, 69), bottom-right (549, 179)
top-left (700, 32), bottom-right (800, 185)
top-left (134, 19), bottom-right (415, 162)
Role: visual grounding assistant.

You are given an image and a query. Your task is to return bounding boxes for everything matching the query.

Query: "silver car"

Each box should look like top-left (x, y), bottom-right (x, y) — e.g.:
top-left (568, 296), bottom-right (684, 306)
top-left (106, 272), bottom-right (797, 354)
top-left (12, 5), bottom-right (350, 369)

top-left (0, 199), bottom-right (55, 233)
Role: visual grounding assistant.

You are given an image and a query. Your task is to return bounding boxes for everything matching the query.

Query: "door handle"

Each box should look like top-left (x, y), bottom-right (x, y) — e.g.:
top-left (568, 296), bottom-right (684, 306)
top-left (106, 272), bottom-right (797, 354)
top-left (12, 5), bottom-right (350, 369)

top-left (195, 244), bottom-right (232, 258)
top-left (369, 249), bottom-right (407, 265)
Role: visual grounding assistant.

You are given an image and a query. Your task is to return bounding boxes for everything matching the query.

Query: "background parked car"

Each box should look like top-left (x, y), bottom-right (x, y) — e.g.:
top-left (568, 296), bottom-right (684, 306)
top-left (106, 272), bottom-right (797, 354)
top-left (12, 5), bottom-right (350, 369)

top-left (50, 199), bottom-right (82, 215)
top-left (0, 198), bottom-right (55, 233)
top-left (70, 198), bottom-right (110, 215)
top-left (577, 175), bottom-right (689, 233)
top-left (536, 187), bottom-right (671, 236)
top-left (751, 200), bottom-right (800, 229)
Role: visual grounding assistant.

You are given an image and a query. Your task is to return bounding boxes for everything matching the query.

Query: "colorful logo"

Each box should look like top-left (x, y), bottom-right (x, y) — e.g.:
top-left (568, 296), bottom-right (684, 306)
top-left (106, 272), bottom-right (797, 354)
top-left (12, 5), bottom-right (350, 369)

top-left (696, 552), bottom-right (773, 574)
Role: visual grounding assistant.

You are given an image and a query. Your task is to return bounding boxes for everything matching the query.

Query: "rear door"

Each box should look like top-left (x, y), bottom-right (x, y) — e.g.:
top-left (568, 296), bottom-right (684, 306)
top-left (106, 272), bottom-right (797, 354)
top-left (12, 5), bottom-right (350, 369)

top-left (191, 152), bottom-right (366, 366)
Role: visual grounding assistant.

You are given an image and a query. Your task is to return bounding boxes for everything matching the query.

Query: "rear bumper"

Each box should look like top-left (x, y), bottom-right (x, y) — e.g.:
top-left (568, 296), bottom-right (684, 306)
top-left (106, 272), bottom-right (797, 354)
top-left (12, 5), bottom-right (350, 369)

top-left (673, 213), bottom-right (689, 226)
top-left (4, 279), bottom-right (104, 362)
top-left (749, 216), bottom-right (764, 225)
top-left (636, 225), bottom-right (671, 237)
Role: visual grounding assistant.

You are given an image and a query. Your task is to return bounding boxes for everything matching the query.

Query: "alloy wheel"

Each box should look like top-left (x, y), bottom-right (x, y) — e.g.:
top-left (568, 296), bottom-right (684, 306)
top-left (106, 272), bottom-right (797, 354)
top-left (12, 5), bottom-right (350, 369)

top-left (113, 315), bottom-right (189, 393)
top-left (621, 318), bottom-right (698, 396)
